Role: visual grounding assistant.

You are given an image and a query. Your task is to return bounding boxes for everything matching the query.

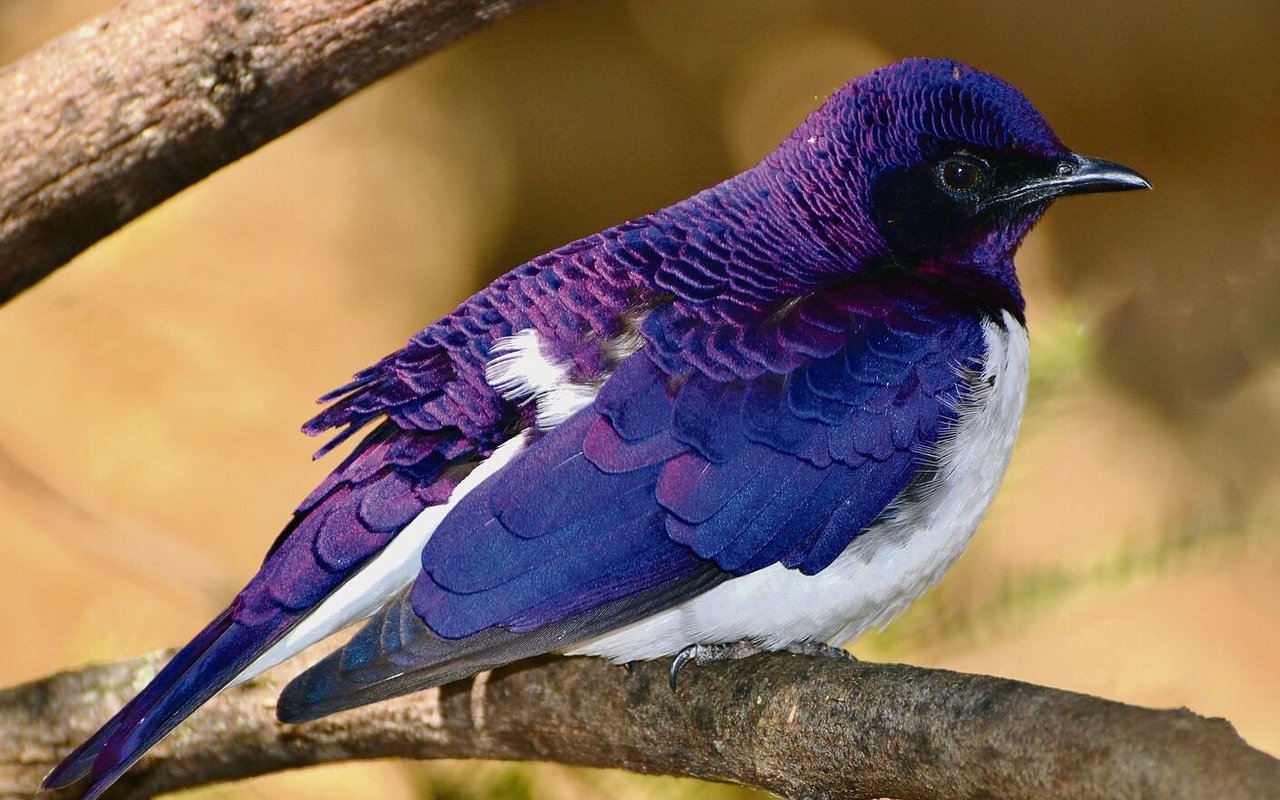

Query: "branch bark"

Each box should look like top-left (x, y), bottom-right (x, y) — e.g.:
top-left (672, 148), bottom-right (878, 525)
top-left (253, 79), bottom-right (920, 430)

top-left (3, 642), bottom-right (1276, 800)
top-left (0, 0), bottom-right (536, 304)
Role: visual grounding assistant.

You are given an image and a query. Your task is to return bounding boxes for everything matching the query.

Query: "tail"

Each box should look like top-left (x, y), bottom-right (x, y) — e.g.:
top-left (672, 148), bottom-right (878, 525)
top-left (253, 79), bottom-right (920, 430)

top-left (41, 605), bottom-right (278, 800)
top-left (42, 427), bottom-right (482, 798)
top-left (40, 411), bottom-right (498, 796)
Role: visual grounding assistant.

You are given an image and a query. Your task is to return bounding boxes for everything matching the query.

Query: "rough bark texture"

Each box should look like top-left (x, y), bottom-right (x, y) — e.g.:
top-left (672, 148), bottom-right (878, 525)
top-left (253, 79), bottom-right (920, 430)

top-left (2, 642), bottom-right (1276, 800)
top-left (0, 0), bottom-right (536, 303)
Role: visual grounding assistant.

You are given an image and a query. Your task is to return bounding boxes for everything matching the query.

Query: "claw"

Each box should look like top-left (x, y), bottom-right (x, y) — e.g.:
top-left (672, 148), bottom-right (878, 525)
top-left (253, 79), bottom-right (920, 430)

top-left (667, 640), bottom-right (848, 690)
top-left (668, 640), bottom-right (771, 690)
top-left (668, 645), bottom-right (698, 691)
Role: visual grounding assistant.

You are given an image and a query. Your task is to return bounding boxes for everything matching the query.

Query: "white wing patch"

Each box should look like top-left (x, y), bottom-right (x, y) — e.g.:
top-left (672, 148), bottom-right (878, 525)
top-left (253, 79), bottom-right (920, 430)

top-left (486, 328), bottom-right (597, 429)
top-left (235, 329), bottom-right (594, 686)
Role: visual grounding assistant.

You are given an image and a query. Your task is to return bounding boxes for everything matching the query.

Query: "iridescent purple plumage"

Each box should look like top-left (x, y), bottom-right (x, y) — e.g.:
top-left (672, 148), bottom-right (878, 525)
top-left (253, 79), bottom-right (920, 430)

top-left (47, 58), bottom-right (1150, 799)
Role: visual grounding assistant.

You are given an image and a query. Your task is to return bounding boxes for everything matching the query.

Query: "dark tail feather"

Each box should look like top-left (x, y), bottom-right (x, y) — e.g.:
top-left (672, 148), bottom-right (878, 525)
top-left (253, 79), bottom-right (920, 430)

top-left (40, 609), bottom-right (234, 790)
top-left (277, 588), bottom-right (501, 723)
top-left (42, 607), bottom-right (275, 800)
top-left (276, 585), bottom-right (591, 723)
top-left (277, 564), bottom-right (729, 724)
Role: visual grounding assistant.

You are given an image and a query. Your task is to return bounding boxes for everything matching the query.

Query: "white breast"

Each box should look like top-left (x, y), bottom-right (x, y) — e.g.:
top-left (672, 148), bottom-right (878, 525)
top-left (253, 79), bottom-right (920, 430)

top-left (570, 311), bottom-right (1030, 662)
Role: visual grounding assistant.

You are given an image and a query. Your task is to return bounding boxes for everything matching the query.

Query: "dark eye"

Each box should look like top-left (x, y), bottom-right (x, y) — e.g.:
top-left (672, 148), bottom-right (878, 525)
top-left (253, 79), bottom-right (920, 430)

top-left (937, 155), bottom-right (986, 194)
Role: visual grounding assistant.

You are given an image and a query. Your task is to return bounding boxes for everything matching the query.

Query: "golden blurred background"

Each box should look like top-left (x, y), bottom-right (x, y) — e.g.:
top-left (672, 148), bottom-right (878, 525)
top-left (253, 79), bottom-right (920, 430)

top-left (1, 1), bottom-right (1277, 797)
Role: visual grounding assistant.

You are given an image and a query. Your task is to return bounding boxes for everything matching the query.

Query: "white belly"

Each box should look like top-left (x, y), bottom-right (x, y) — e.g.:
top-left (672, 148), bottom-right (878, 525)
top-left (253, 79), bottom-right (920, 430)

top-left (569, 311), bottom-right (1029, 662)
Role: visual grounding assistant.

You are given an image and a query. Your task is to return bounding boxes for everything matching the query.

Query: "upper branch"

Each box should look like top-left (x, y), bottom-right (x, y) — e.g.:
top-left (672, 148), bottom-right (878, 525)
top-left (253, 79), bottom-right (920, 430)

top-left (2, 644), bottom-right (1277, 800)
top-left (0, 0), bottom-right (536, 303)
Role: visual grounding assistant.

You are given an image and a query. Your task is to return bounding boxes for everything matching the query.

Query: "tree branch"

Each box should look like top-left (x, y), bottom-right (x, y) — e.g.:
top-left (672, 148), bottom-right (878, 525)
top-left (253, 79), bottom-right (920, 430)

top-left (0, 0), bottom-right (536, 304)
top-left (2, 642), bottom-right (1276, 800)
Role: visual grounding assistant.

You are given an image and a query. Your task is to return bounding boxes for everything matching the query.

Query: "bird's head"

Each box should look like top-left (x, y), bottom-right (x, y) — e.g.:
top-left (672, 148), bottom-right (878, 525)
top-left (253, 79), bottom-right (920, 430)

top-left (771, 58), bottom-right (1149, 302)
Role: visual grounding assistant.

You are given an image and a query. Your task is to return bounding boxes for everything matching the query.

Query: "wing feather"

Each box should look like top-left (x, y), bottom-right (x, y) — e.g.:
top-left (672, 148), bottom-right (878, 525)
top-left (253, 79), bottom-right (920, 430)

top-left (279, 289), bottom-right (989, 721)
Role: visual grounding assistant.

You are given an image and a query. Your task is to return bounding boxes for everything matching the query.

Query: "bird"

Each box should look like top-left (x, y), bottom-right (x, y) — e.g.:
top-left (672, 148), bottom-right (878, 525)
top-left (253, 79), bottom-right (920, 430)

top-left (44, 57), bottom-right (1149, 799)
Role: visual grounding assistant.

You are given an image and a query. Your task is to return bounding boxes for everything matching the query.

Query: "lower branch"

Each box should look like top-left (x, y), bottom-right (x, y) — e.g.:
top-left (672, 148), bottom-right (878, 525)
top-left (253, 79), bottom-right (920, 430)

top-left (2, 641), bottom-right (1276, 800)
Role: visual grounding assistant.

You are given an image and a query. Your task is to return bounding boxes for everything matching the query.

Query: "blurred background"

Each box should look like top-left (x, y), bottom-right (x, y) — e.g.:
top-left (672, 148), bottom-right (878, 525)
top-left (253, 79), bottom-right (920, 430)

top-left (1, 1), bottom-right (1277, 797)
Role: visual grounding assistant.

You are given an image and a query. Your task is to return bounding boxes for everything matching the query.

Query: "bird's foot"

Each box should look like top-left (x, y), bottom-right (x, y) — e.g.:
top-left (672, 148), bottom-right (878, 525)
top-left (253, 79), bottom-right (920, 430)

top-left (668, 640), bottom-right (765, 690)
top-left (783, 640), bottom-right (855, 662)
top-left (666, 640), bottom-right (853, 690)
top-left (665, 637), bottom-right (855, 686)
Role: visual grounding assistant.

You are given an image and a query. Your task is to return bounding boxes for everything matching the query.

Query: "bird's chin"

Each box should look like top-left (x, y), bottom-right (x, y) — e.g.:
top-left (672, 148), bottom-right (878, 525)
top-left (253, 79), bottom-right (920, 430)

top-left (980, 204), bottom-right (1049, 259)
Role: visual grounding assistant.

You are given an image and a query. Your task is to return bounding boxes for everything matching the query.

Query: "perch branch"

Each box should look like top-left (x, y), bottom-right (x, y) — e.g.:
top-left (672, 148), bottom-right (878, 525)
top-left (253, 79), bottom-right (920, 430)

top-left (0, 0), bottom-right (537, 303)
top-left (2, 641), bottom-right (1276, 800)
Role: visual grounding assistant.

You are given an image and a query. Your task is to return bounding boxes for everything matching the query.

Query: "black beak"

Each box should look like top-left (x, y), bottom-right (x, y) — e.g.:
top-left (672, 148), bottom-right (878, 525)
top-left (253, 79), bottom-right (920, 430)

top-left (1048, 154), bottom-right (1152, 195)
top-left (988, 154), bottom-right (1151, 209)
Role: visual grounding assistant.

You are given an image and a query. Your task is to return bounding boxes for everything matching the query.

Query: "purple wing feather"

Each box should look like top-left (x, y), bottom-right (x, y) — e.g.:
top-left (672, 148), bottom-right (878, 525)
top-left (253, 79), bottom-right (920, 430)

top-left (52, 186), bottom-right (815, 793)
top-left (274, 282), bottom-right (990, 722)
top-left (44, 219), bottom-right (672, 797)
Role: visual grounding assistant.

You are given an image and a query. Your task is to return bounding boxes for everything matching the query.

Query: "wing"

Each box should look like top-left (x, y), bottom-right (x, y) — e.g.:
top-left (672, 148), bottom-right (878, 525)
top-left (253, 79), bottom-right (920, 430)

top-left (277, 288), bottom-right (990, 722)
top-left (43, 228), bottom-right (656, 798)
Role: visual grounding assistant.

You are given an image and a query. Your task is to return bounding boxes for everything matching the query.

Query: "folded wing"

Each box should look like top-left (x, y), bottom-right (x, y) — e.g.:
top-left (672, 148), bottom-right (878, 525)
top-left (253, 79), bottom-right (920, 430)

top-left (278, 293), bottom-right (988, 722)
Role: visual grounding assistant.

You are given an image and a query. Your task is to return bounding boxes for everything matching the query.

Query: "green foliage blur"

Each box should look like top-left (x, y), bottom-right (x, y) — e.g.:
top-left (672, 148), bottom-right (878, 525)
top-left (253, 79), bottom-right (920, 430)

top-left (0, 1), bottom-right (1276, 797)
